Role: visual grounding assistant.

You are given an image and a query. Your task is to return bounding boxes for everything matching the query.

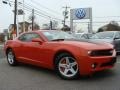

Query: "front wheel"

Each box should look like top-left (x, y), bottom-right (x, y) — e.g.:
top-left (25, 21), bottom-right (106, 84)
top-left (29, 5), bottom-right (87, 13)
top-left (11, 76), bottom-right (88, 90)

top-left (55, 53), bottom-right (79, 80)
top-left (7, 49), bottom-right (18, 66)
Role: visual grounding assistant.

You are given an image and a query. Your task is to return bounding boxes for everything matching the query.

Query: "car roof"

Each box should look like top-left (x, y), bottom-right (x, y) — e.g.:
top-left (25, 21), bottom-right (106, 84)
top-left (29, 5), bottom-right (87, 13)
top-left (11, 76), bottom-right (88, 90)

top-left (98, 31), bottom-right (120, 33)
top-left (20, 30), bottom-right (62, 34)
top-left (74, 33), bottom-right (92, 34)
top-left (34, 30), bottom-right (63, 33)
top-left (74, 33), bottom-right (84, 34)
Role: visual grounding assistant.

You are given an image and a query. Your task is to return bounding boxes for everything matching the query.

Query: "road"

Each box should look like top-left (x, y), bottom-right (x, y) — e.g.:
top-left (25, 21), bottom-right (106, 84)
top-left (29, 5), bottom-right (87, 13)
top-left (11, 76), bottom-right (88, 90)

top-left (0, 45), bottom-right (120, 90)
top-left (0, 45), bottom-right (5, 58)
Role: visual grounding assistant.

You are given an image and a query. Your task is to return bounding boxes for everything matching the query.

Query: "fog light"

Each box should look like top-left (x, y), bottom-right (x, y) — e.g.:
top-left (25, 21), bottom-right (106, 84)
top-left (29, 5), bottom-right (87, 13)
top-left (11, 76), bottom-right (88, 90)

top-left (91, 63), bottom-right (97, 69)
top-left (92, 64), bottom-right (95, 68)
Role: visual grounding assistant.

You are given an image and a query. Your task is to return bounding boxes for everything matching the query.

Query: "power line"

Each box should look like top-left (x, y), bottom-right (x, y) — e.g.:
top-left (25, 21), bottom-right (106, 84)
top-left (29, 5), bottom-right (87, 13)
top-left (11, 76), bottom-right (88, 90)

top-left (6, 1), bottom-right (120, 26)
top-left (18, 4), bottom-right (62, 22)
top-left (4, 1), bottom-right (120, 20)
top-left (94, 16), bottom-right (120, 18)
top-left (24, 1), bottom-right (63, 20)
top-left (10, 1), bottom-right (63, 21)
top-left (18, 5), bottom-right (50, 19)
top-left (73, 21), bottom-right (120, 23)
top-left (30, 0), bottom-right (61, 15)
top-left (9, 1), bottom-right (120, 21)
top-left (23, 3), bottom-right (63, 21)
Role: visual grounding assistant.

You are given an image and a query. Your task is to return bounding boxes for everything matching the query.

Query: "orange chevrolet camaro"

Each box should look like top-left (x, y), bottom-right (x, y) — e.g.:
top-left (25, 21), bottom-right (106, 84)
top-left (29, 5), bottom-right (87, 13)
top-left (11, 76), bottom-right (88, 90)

top-left (4, 30), bottom-right (116, 79)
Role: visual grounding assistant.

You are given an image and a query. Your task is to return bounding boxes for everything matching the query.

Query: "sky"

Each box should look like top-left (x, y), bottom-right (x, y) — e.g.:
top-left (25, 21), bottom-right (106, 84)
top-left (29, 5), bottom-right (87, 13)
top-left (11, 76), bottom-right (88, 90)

top-left (0, 0), bottom-right (120, 32)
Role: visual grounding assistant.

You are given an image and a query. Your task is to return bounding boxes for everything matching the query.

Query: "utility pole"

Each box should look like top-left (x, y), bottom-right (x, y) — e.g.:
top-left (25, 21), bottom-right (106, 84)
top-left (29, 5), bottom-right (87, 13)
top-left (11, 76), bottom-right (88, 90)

top-left (2, 0), bottom-right (18, 38)
top-left (62, 6), bottom-right (70, 27)
top-left (22, 0), bottom-right (25, 32)
top-left (16, 1), bottom-right (19, 37)
top-left (32, 9), bottom-right (34, 31)
top-left (14, 0), bottom-right (17, 36)
top-left (50, 18), bottom-right (52, 30)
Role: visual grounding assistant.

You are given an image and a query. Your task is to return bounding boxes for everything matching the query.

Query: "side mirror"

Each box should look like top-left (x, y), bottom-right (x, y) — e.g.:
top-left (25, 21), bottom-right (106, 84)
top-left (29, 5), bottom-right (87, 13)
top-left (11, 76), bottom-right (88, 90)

top-left (32, 38), bottom-right (43, 44)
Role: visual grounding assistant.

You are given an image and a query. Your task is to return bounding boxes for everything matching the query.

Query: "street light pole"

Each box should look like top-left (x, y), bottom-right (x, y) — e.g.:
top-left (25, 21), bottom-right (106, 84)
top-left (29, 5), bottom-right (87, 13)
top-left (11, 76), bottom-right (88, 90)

top-left (62, 6), bottom-right (70, 27)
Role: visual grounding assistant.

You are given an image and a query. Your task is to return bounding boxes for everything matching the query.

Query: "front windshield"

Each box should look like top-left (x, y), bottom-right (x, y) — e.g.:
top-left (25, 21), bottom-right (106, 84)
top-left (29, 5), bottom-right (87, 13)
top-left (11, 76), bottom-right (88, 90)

top-left (73, 34), bottom-right (82, 39)
top-left (90, 32), bottom-right (115, 39)
top-left (42, 31), bottom-right (75, 40)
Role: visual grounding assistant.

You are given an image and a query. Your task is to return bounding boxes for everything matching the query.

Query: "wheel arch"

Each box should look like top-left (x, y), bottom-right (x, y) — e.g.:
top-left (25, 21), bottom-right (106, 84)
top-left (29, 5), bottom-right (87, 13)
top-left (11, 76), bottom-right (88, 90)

top-left (6, 47), bottom-right (13, 55)
top-left (53, 49), bottom-right (76, 68)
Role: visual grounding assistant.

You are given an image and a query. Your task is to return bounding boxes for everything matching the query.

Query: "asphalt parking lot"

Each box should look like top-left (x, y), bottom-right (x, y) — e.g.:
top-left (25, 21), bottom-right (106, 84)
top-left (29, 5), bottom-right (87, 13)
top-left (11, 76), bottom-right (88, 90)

top-left (0, 45), bottom-right (120, 90)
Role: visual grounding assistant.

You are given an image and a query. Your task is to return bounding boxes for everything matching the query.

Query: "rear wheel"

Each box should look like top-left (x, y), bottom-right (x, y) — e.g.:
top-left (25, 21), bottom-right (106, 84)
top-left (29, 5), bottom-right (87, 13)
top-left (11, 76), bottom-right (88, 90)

top-left (7, 49), bottom-right (18, 66)
top-left (55, 53), bottom-right (79, 80)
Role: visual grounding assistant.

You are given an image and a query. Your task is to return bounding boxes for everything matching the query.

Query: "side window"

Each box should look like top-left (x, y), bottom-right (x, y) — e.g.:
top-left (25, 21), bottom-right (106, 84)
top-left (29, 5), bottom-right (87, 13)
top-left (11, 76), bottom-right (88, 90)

top-left (31, 33), bottom-right (40, 39)
top-left (18, 33), bottom-right (41, 42)
top-left (25, 34), bottom-right (34, 42)
top-left (18, 34), bottom-right (27, 41)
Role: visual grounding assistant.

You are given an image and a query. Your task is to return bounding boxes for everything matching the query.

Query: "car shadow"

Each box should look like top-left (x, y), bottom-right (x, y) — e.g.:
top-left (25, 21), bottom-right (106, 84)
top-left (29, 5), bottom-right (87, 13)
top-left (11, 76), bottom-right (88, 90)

top-left (78, 69), bottom-right (116, 81)
top-left (18, 63), bottom-right (116, 81)
top-left (18, 63), bottom-right (58, 78)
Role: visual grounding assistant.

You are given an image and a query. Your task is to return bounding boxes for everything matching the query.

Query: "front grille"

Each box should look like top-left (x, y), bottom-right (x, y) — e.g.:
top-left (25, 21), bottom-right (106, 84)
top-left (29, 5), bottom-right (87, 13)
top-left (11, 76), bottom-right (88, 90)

top-left (101, 57), bottom-right (116, 67)
top-left (90, 49), bottom-right (113, 56)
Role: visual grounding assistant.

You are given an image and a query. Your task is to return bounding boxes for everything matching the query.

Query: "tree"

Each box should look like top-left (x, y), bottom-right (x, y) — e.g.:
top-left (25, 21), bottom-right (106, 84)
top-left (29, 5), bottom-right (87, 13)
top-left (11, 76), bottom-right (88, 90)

top-left (61, 25), bottom-right (70, 31)
top-left (109, 21), bottom-right (119, 26)
top-left (98, 21), bottom-right (120, 32)
top-left (28, 13), bottom-right (40, 30)
top-left (33, 23), bottom-right (40, 30)
top-left (42, 24), bottom-right (49, 30)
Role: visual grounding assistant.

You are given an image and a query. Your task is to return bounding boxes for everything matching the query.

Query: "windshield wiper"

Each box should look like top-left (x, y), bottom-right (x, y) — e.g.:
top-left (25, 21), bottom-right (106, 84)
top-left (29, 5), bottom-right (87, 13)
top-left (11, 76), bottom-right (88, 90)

top-left (51, 39), bottom-right (65, 41)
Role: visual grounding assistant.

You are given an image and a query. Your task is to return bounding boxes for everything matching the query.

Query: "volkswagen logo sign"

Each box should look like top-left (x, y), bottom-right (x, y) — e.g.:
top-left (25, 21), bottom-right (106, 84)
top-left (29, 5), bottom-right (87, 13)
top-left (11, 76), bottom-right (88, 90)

top-left (75, 8), bottom-right (86, 19)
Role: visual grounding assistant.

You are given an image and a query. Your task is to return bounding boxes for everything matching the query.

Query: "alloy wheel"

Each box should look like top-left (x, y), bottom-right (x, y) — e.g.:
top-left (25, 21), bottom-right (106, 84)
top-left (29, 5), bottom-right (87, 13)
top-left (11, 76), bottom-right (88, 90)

top-left (58, 56), bottom-right (78, 77)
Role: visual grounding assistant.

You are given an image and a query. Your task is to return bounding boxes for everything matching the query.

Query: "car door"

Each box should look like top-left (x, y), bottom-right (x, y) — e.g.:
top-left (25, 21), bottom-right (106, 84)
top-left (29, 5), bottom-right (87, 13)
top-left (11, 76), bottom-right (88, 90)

top-left (17, 33), bottom-right (44, 64)
top-left (17, 32), bottom-right (55, 68)
top-left (114, 32), bottom-right (120, 52)
top-left (16, 33), bottom-right (30, 60)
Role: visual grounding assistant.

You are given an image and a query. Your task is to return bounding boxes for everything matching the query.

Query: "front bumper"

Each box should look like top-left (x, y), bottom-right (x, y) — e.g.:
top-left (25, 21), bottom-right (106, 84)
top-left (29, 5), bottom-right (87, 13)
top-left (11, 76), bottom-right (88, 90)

top-left (77, 54), bottom-right (116, 76)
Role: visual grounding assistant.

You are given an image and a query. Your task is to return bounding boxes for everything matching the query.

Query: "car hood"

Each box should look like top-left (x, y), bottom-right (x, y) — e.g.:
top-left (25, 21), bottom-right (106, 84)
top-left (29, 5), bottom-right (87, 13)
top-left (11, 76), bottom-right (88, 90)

top-left (89, 39), bottom-right (113, 43)
top-left (58, 39), bottom-right (113, 50)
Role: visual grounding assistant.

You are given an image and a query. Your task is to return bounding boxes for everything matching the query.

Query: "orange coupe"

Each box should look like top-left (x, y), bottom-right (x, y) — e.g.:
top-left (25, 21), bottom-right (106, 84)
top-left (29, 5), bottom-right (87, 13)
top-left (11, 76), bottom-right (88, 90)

top-left (4, 30), bottom-right (116, 79)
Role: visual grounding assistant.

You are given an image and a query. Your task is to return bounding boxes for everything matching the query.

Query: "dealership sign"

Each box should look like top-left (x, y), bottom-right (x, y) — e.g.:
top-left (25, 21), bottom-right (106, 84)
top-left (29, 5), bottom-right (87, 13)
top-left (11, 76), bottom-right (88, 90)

top-left (70, 8), bottom-right (92, 33)
top-left (70, 8), bottom-right (92, 20)
top-left (75, 9), bottom-right (86, 19)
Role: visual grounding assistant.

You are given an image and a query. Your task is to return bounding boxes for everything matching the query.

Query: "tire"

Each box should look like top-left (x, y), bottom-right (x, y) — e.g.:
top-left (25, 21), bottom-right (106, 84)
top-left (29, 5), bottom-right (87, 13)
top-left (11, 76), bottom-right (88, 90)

top-left (6, 49), bottom-right (18, 66)
top-left (55, 53), bottom-right (79, 80)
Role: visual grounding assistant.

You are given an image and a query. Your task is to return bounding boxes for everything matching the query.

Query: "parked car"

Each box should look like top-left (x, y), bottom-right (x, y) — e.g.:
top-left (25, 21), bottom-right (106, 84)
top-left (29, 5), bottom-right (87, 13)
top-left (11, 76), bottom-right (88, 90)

top-left (72, 33), bottom-right (93, 39)
top-left (90, 31), bottom-right (120, 53)
top-left (4, 30), bottom-right (116, 80)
